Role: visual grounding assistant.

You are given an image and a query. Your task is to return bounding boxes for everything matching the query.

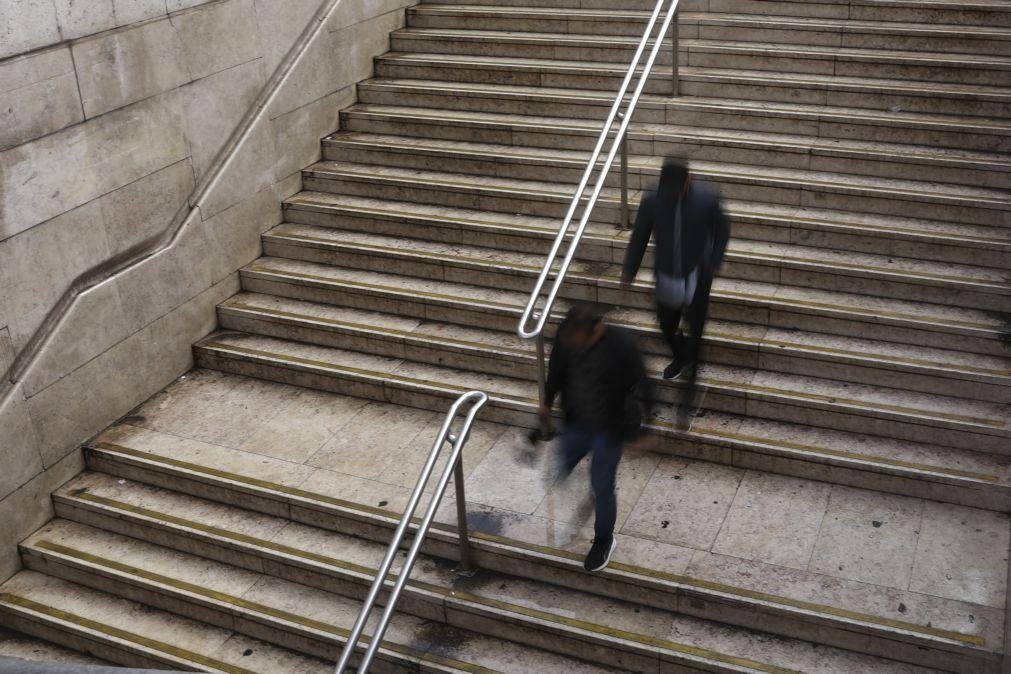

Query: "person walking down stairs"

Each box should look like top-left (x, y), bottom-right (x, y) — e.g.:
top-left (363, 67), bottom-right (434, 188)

top-left (538, 303), bottom-right (654, 572)
top-left (621, 158), bottom-right (731, 394)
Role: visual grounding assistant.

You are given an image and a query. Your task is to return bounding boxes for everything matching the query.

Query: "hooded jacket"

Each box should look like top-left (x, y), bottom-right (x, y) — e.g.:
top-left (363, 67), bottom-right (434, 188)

top-left (622, 178), bottom-right (731, 285)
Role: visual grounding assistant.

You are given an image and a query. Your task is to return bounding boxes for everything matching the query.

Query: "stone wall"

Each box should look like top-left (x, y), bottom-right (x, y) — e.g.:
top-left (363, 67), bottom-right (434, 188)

top-left (0, 0), bottom-right (418, 581)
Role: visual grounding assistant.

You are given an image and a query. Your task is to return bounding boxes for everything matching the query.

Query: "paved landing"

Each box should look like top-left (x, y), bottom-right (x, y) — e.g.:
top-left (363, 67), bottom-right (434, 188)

top-left (112, 369), bottom-right (1010, 620)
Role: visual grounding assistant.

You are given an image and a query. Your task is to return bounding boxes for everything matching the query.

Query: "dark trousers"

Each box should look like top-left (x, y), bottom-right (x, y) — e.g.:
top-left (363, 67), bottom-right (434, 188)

top-left (560, 423), bottom-right (623, 543)
top-left (655, 275), bottom-right (713, 369)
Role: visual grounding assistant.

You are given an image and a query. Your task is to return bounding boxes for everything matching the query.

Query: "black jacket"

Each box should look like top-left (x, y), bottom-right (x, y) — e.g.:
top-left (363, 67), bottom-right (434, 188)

top-left (623, 179), bottom-right (731, 282)
top-left (545, 324), bottom-right (654, 438)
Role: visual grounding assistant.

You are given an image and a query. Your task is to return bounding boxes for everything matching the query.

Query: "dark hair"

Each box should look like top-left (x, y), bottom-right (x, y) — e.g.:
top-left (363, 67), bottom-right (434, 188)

top-left (561, 302), bottom-right (606, 332)
top-left (658, 157), bottom-right (689, 196)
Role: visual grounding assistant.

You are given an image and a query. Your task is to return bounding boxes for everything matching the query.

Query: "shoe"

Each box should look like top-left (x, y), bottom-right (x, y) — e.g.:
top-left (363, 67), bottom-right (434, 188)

top-left (663, 360), bottom-right (688, 380)
top-left (584, 536), bottom-right (617, 572)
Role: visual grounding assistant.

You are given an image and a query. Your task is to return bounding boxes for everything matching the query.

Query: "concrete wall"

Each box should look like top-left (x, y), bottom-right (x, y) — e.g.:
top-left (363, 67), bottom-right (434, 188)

top-left (0, 0), bottom-right (418, 581)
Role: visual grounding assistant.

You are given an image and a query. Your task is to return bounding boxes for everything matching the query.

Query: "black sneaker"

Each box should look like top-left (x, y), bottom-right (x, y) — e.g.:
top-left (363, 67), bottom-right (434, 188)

top-left (584, 537), bottom-right (617, 572)
top-left (663, 360), bottom-right (688, 380)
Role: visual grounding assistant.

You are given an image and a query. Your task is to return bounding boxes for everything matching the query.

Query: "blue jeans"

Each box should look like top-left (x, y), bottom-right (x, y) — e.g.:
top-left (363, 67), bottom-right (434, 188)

top-left (560, 423), bottom-right (623, 543)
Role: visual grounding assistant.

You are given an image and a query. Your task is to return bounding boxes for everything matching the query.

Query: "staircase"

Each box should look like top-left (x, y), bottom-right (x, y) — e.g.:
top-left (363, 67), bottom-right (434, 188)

top-left (3, 0), bottom-right (1011, 672)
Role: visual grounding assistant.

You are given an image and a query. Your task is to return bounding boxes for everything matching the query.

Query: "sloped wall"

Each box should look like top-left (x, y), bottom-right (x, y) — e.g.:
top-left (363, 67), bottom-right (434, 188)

top-left (0, 0), bottom-right (419, 581)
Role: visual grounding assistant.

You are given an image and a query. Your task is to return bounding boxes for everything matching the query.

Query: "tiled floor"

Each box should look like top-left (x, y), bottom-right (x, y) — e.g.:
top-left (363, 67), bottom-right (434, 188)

top-left (116, 369), bottom-right (1010, 612)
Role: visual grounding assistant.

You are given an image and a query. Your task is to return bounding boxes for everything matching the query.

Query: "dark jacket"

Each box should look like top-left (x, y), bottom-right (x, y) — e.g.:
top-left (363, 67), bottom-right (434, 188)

top-left (622, 179), bottom-right (731, 282)
top-left (545, 324), bottom-right (654, 439)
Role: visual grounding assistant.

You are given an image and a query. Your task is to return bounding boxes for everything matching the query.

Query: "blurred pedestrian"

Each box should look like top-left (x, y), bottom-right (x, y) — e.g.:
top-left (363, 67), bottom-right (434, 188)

top-left (621, 157), bottom-right (730, 390)
top-left (538, 303), bottom-right (653, 572)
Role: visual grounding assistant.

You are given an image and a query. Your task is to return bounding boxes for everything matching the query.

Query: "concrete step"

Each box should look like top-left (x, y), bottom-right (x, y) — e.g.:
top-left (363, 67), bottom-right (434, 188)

top-left (192, 326), bottom-right (1011, 508)
top-left (392, 27), bottom-right (1011, 86)
top-left (332, 113), bottom-right (1011, 190)
top-left (215, 271), bottom-right (1011, 453)
top-left (373, 52), bottom-right (1011, 118)
top-left (422, 0), bottom-right (1011, 27)
top-left (285, 190), bottom-right (1011, 308)
top-left (221, 280), bottom-right (1011, 403)
top-left (32, 498), bottom-right (943, 674)
top-left (286, 188), bottom-right (1011, 273)
top-left (307, 155), bottom-right (1011, 233)
top-left (45, 475), bottom-right (963, 674)
top-left (0, 571), bottom-right (331, 673)
top-left (399, 12), bottom-right (1011, 56)
top-left (254, 221), bottom-right (1011, 358)
top-left (0, 625), bottom-right (109, 668)
top-left (406, 5), bottom-right (653, 36)
top-left (19, 518), bottom-right (630, 674)
top-left (74, 438), bottom-right (1006, 674)
top-left (355, 79), bottom-right (1011, 153)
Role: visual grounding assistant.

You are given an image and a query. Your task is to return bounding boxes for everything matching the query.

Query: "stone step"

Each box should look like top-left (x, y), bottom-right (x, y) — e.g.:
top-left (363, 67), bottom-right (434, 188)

top-left (192, 328), bottom-right (1011, 507)
top-left (332, 113), bottom-right (1011, 191)
top-left (221, 279), bottom-right (1011, 403)
top-left (373, 52), bottom-right (1011, 118)
top-left (286, 188), bottom-right (1011, 273)
top-left (422, 0), bottom-right (1011, 27)
top-left (215, 275), bottom-right (1010, 453)
top-left (406, 5), bottom-right (654, 36)
top-left (0, 571), bottom-right (331, 673)
top-left (356, 79), bottom-right (1011, 153)
top-left (253, 224), bottom-right (1011, 359)
top-left (392, 27), bottom-right (1011, 87)
top-left (34, 493), bottom-right (939, 674)
top-left (18, 517), bottom-right (632, 674)
top-left (401, 12), bottom-right (1011, 56)
top-left (285, 190), bottom-right (1011, 309)
top-left (74, 438), bottom-right (1007, 674)
top-left (0, 625), bottom-right (109, 668)
top-left (307, 154), bottom-right (1011, 233)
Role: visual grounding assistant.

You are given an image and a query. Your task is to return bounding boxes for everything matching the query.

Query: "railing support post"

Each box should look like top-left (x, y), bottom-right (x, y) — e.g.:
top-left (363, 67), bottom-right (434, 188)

top-left (671, 6), bottom-right (680, 97)
top-left (453, 456), bottom-right (475, 576)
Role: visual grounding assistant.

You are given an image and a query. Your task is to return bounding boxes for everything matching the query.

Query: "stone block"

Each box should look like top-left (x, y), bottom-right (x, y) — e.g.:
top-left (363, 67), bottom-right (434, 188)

top-left (0, 0), bottom-right (60, 60)
top-left (267, 28), bottom-right (345, 120)
top-left (0, 46), bottom-right (84, 151)
top-left (52, 0), bottom-right (116, 41)
top-left (113, 0), bottom-right (167, 26)
top-left (0, 449), bottom-right (84, 583)
top-left (173, 0), bottom-right (262, 81)
top-left (252, 0), bottom-right (323, 73)
top-left (0, 160), bottom-right (194, 353)
top-left (328, 0), bottom-right (415, 33)
top-left (72, 16), bottom-right (191, 118)
top-left (25, 275), bottom-right (236, 468)
top-left (0, 90), bottom-right (189, 240)
top-left (180, 57), bottom-right (266, 181)
top-left (203, 186), bottom-right (281, 284)
top-left (197, 115), bottom-right (278, 218)
top-left (167, 0), bottom-right (216, 11)
top-left (270, 85), bottom-right (350, 179)
top-left (0, 384), bottom-right (45, 501)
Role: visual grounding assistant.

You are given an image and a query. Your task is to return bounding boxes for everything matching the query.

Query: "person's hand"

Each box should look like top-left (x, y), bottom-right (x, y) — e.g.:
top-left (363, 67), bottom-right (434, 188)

top-left (538, 404), bottom-right (552, 425)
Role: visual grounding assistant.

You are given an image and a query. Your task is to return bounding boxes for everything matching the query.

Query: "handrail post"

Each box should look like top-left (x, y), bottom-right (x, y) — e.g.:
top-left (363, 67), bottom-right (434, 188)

top-left (453, 455), bottom-right (475, 575)
top-left (335, 391), bottom-right (488, 674)
top-left (671, 5), bottom-right (680, 97)
top-left (618, 113), bottom-right (629, 228)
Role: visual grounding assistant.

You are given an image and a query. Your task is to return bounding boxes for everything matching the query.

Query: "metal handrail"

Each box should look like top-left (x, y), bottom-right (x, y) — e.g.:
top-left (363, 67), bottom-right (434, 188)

top-left (515, 0), bottom-right (681, 417)
top-left (334, 391), bottom-right (489, 674)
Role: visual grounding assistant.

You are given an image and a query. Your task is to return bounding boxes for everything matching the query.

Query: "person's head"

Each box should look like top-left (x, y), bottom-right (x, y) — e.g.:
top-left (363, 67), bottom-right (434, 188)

top-left (559, 302), bottom-right (608, 352)
top-left (658, 157), bottom-right (690, 196)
